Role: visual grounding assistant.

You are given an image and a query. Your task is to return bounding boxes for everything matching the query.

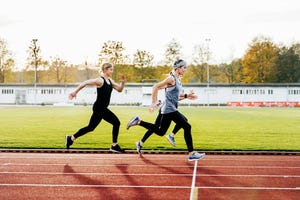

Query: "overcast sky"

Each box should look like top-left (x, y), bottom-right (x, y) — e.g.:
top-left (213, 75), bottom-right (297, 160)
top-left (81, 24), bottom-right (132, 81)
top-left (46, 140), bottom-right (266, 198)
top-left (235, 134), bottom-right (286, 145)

top-left (1, 0), bottom-right (300, 69)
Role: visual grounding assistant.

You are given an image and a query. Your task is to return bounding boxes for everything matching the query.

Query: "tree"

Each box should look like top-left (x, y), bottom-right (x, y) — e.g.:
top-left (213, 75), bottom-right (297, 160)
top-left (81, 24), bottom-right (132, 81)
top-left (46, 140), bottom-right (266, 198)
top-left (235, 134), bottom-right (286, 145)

top-left (25, 39), bottom-right (47, 83)
top-left (98, 40), bottom-right (128, 65)
top-left (133, 49), bottom-right (154, 81)
top-left (242, 36), bottom-right (279, 83)
top-left (219, 59), bottom-right (243, 83)
top-left (0, 37), bottom-right (15, 83)
top-left (48, 56), bottom-right (71, 83)
top-left (189, 44), bottom-right (210, 83)
top-left (164, 38), bottom-right (182, 66)
top-left (276, 43), bottom-right (300, 82)
top-left (98, 40), bottom-right (129, 80)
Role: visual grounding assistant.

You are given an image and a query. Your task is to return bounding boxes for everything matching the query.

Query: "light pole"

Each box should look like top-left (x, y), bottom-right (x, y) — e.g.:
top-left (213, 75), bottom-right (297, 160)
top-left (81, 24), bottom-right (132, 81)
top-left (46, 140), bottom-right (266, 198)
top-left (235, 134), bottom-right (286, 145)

top-left (205, 38), bottom-right (211, 106)
top-left (32, 39), bottom-right (38, 104)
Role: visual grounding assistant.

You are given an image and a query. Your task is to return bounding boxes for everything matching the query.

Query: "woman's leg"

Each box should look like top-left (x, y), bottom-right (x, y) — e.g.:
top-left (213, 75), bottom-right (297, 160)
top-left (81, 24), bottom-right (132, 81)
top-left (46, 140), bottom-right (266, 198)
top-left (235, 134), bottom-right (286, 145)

top-left (73, 112), bottom-right (103, 139)
top-left (171, 113), bottom-right (188, 135)
top-left (140, 112), bottom-right (163, 143)
top-left (139, 113), bottom-right (172, 136)
top-left (102, 109), bottom-right (121, 143)
top-left (171, 111), bottom-right (193, 152)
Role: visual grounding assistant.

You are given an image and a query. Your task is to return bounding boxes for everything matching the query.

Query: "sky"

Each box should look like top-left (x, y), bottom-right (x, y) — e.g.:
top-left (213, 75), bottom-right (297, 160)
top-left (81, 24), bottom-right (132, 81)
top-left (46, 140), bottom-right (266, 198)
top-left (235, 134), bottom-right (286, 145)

top-left (1, 0), bottom-right (300, 69)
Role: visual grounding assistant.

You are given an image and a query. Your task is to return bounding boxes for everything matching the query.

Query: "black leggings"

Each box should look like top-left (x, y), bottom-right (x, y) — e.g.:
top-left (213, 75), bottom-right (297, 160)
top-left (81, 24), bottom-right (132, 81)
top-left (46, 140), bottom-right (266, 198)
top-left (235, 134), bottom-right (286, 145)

top-left (140, 111), bottom-right (194, 152)
top-left (73, 109), bottom-right (120, 143)
top-left (141, 112), bottom-right (187, 142)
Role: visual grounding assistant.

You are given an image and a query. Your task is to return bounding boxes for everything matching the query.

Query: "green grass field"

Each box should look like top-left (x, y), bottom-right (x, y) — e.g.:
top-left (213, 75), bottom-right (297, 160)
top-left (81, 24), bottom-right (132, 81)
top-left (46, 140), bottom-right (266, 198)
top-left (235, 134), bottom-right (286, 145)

top-left (0, 106), bottom-right (299, 151)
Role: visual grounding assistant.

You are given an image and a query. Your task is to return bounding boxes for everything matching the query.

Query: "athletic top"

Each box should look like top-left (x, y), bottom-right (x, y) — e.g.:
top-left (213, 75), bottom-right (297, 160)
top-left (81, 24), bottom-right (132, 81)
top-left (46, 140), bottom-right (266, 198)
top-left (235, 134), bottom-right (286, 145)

top-left (93, 77), bottom-right (113, 111)
top-left (160, 74), bottom-right (181, 114)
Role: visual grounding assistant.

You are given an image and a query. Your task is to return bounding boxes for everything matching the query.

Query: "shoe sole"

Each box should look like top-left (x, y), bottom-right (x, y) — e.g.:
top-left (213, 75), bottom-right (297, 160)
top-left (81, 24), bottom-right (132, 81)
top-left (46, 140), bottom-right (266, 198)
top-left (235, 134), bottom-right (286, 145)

top-left (109, 148), bottom-right (124, 153)
top-left (166, 136), bottom-right (176, 147)
top-left (127, 117), bottom-right (138, 130)
top-left (188, 154), bottom-right (206, 162)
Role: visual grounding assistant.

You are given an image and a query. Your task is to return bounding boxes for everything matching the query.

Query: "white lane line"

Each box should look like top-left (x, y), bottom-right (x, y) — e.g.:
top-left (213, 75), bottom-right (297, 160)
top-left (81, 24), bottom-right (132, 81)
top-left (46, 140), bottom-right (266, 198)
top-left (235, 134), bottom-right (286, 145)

top-left (196, 186), bottom-right (300, 190)
top-left (189, 160), bottom-right (198, 200)
top-left (0, 184), bottom-right (190, 188)
top-left (0, 172), bottom-right (193, 176)
top-left (1, 156), bottom-right (299, 162)
top-left (2, 163), bottom-right (299, 169)
top-left (0, 163), bottom-right (194, 168)
top-left (0, 184), bottom-right (299, 190)
top-left (1, 172), bottom-right (299, 178)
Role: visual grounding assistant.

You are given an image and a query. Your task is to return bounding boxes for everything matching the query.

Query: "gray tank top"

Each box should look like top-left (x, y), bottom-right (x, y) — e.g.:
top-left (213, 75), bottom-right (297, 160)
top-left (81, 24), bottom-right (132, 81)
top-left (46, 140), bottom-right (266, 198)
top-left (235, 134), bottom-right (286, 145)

top-left (161, 74), bottom-right (182, 114)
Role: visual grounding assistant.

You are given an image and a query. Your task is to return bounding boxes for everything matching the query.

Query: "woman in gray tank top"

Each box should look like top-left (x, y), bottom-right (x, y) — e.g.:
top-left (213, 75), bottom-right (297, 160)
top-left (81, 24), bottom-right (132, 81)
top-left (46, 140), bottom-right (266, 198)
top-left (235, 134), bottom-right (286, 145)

top-left (127, 59), bottom-right (205, 161)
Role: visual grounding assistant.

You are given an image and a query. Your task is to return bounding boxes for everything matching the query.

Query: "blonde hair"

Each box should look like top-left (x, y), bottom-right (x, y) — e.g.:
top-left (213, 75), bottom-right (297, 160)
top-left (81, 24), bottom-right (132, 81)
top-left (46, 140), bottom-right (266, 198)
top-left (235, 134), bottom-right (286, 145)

top-left (99, 63), bottom-right (113, 75)
top-left (101, 63), bottom-right (113, 71)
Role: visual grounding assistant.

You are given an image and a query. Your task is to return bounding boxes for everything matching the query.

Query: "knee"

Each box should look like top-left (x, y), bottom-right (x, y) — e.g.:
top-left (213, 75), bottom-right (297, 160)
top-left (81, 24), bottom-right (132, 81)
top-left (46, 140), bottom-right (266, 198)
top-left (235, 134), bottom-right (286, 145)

top-left (183, 123), bottom-right (191, 131)
top-left (114, 119), bottom-right (121, 127)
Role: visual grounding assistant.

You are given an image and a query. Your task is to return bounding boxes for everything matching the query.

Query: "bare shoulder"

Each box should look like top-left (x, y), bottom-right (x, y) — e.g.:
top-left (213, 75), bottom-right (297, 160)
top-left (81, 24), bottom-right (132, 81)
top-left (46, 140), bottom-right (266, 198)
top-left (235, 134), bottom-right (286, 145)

top-left (154, 75), bottom-right (174, 89)
top-left (165, 75), bottom-right (175, 85)
top-left (94, 77), bottom-right (104, 87)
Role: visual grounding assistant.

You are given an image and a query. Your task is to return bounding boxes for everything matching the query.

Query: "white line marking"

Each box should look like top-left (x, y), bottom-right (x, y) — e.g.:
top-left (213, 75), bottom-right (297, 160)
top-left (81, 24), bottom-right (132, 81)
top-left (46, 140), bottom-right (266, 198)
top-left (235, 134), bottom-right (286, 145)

top-left (1, 172), bottom-right (299, 178)
top-left (196, 186), bottom-right (300, 190)
top-left (1, 156), bottom-right (299, 162)
top-left (190, 160), bottom-right (198, 200)
top-left (2, 163), bottom-right (299, 169)
top-left (0, 163), bottom-right (194, 168)
top-left (0, 172), bottom-right (193, 176)
top-left (0, 184), bottom-right (299, 190)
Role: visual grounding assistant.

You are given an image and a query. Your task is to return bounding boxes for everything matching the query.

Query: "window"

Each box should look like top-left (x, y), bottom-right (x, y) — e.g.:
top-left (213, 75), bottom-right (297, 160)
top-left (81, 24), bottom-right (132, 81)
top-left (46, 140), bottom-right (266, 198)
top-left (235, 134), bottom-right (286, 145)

top-left (289, 89), bottom-right (300, 95)
top-left (1, 89), bottom-right (14, 94)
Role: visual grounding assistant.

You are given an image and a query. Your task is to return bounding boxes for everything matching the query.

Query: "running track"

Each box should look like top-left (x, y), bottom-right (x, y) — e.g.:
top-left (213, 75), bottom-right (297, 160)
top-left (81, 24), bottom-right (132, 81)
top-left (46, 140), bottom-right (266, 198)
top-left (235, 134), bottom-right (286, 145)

top-left (0, 152), bottom-right (299, 200)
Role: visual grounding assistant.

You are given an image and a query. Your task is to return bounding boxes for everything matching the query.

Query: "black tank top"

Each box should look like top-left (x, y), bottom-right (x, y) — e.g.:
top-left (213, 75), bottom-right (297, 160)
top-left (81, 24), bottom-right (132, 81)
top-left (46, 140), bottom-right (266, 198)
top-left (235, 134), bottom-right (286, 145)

top-left (93, 77), bottom-right (113, 111)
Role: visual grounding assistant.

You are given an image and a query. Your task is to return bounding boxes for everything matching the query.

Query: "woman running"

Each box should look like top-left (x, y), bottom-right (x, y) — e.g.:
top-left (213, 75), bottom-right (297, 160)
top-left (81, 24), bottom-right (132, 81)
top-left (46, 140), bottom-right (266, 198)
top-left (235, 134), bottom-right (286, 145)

top-left (66, 62), bottom-right (125, 153)
top-left (127, 59), bottom-right (205, 161)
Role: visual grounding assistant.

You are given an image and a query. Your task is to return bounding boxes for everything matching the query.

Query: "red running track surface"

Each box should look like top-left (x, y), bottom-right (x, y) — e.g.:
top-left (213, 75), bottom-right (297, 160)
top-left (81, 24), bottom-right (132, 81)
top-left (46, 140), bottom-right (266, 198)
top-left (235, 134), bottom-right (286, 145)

top-left (0, 153), bottom-right (299, 200)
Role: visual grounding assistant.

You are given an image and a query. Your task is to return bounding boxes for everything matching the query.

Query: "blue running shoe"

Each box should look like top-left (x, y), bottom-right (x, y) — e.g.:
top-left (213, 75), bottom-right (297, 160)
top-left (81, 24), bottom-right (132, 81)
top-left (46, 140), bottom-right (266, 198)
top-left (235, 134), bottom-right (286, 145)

top-left (136, 141), bottom-right (142, 154)
top-left (166, 134), bottom-right (176, 147)
top-left (127, 116), bottom-right (140, 130)
top-left (188, 152), bottom-right (205, 161)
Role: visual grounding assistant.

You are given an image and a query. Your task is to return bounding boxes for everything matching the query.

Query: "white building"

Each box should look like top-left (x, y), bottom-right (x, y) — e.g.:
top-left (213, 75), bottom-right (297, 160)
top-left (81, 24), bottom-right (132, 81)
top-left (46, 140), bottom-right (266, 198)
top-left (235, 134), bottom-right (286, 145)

top-left (0, 83), bottom-right (299, 107)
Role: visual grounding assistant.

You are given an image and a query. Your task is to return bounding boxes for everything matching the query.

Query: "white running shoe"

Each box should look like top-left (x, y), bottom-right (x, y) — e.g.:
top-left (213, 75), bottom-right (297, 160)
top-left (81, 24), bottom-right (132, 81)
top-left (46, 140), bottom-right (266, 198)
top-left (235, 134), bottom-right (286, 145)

top-left (188, 152), bottom-right (205, 161)
top-left (166, 134), bottom-right (176, 147)
top-left (127, 116), bottom-right (140, 130)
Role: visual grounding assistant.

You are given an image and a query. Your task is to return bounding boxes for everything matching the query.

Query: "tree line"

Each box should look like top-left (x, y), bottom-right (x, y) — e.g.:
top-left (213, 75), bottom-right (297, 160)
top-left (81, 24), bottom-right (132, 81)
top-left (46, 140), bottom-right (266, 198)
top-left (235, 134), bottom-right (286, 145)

top-left (0, 36), bottom-right (299, 84)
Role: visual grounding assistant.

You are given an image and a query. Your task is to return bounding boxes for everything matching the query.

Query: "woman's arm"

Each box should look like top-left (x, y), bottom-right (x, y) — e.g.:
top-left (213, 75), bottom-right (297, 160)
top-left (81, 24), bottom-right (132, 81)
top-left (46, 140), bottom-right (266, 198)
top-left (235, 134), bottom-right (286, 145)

top-left (69, 78), bottom-right (103, 100)
top-left (111, 75), bottom-right (126, 92)
top-left (178, 89), bottom-right (198, 101)
top-left (149, 76), bottom-right (175, 112)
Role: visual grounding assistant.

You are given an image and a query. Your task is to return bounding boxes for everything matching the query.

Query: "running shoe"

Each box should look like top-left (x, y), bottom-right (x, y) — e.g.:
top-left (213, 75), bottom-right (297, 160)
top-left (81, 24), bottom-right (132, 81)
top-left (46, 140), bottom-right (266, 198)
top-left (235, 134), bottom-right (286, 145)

top-left (136, 141), bottom-right (142, 154)
top-left (110, 144), bottom-right (125, 153)
top-left (126, 116), bottom-right (140, 130)
top-left (65, 135), bottom-right (73, 149)
top-left (166, 134), bottom-right (176, 147)
top-left (188, 152), bottom-right (205, 161)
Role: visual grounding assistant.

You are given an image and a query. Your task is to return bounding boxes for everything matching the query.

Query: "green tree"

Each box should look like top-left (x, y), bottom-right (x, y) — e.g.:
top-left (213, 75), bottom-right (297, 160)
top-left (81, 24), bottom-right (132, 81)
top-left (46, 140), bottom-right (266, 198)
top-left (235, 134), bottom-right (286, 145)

top-left (0, 37), bottom-right (15, 83)
top-left (276, 43), bottom-right (300, 82)
top-left (242, 36), bottom-right (279, 83)
top-left (219, 59), bottom-right (243, 83)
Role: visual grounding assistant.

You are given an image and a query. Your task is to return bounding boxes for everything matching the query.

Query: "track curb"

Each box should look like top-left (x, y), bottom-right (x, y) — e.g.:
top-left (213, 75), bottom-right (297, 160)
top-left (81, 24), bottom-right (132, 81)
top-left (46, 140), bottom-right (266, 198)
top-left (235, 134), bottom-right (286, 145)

top-left (0, 149), bottom-right (299, 155)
